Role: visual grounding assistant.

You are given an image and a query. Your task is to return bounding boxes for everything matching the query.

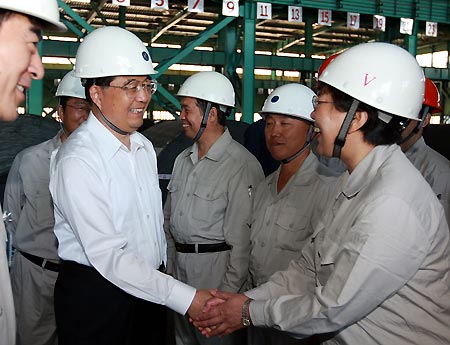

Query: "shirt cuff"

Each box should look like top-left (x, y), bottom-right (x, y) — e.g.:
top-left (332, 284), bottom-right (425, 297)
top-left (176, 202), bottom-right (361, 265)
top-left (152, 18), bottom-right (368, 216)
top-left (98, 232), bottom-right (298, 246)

top-left (165, 277), bottom-right (196, 315)
top-left (247, 299), bottom-right (266, 327)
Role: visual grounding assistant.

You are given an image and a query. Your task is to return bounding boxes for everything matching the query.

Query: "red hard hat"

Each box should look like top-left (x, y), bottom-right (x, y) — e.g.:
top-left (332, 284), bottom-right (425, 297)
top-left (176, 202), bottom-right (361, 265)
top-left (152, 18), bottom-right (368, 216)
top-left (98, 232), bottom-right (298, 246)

top-left (424, 78), bottom-right (442, 113)
top-left (317, 52), bottom-right (341, 78)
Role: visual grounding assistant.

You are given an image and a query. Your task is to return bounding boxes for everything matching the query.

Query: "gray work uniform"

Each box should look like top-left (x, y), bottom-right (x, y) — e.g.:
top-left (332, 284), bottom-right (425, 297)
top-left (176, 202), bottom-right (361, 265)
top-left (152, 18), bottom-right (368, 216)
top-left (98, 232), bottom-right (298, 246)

top-left (3, 132), bottom-right (61, 345)
top-left (165, 128), bottom-right (264, 345)
top-left (404, 137), bottom-right (450, 223)
top-left (248, 153), bottom-right (337, 345)
top-left (246, 145), bottom-right (450, 344)
top-left (0, 214), bottom-right (15, 345)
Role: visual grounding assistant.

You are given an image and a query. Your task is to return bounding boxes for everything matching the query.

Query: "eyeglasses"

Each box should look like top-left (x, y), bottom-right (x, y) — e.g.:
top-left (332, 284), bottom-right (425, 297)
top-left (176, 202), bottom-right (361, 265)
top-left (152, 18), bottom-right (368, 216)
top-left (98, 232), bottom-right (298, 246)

top-left (312, 95), bottom-right (334, 110)
top-left (107, 79), bottom-right (158, 98)
top-left (65, 104), bottom-right (91, 114)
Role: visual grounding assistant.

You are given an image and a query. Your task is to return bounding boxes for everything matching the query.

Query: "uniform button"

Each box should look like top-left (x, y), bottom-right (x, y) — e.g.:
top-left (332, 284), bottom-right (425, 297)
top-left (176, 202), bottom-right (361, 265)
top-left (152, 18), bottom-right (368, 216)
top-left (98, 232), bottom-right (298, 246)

top-left (261, 242), bottom-right (265, 247)
top-left (146, 215), bottom-right (150, 219)
top-left (266, 221), bottom-right (270, 226)
top-left (187, 193), bottom-right (190, 197)
top-left (180, 211), bottom-right (183, 216)
top-left (0, 307), bottom-right (3, 316)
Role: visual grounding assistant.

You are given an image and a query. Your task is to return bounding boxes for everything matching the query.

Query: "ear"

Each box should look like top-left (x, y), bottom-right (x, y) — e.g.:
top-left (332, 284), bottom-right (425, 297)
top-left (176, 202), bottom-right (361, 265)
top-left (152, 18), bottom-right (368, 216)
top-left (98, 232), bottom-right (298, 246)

top-left (89, 85), bottom-right (102, 104)
top-left (422, 113), bottom-right (431, 128)
top-left (57, 104), bottom-right (65, 122)
top-left (348, 110), bottom-right (368, 133)
top-left (207, 106), bottom-right (218, 124)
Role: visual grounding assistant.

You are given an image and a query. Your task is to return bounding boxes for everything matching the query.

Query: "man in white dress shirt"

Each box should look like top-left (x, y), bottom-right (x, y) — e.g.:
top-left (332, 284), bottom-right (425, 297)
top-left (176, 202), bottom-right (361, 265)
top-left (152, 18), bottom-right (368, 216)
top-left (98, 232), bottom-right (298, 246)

top-left (49, 26), bottom-right (209, 345)
top-left (0, 1), bottom-right (66, 344)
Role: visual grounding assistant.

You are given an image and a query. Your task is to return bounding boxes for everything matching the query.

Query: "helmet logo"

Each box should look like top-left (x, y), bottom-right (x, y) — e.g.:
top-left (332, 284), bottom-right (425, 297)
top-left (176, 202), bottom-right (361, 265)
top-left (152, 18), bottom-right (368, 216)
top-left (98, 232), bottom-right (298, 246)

top-left (271, 95), bottom-right (280, 103)
top-left (364, 73), bottom-right (376, 86)
top-left (142, 51), bottom-right (150, 61)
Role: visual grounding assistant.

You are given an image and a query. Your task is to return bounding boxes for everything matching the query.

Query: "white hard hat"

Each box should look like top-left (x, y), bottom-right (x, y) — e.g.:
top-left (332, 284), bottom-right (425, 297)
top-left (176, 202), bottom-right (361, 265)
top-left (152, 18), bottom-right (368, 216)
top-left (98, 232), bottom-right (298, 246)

top-left (0, 0), bottom-right (66, 31)
top-left (177, 71), bottom-right (235, 107)
top-left (260, 84), bottom-right (315, 122)
top-left (74, 26), bottom-right (156, 79)
top-left (55, 70), bottom-right (86, 99)
top-left (319, 42), bottom-right (425, 120)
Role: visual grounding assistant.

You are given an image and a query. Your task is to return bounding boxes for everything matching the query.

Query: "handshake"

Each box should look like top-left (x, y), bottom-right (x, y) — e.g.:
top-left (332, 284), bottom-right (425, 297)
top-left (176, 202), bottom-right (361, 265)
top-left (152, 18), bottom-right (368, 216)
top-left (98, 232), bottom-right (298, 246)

top-left (187, 289), bottom-right (253, 338)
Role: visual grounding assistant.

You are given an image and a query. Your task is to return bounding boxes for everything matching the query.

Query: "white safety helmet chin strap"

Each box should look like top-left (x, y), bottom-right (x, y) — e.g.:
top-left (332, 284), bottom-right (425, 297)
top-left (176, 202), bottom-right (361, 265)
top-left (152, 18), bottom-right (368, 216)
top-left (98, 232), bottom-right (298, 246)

top-left (193, 102), bottom-right (213, 142)
top-left (332, 99), bottom-right (360, 158)
top-left (397, 105), bottom-right (429, 145)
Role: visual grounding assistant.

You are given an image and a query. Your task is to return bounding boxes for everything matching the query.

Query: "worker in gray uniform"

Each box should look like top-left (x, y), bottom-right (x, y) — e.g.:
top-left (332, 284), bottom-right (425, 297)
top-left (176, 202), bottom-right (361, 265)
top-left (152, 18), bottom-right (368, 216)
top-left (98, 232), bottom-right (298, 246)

top-left (194, 42), bottom-right (450, 345)
top-left (248, 83), bottom-right (337, 345)
top-left (399, 77), bottom-right (450, 223)
top-left (164, 71), bottom-right (264, 345)
top-left (0, 1), bottom-right (66, 344)
top-left (3, 71), bottom-right (89, 345)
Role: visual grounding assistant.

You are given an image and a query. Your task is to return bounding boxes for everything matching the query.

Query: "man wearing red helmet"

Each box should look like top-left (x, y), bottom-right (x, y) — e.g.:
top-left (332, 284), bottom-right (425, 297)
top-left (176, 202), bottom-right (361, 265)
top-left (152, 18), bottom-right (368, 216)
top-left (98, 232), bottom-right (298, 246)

top-left (398, 78), bottom-right (450, 222)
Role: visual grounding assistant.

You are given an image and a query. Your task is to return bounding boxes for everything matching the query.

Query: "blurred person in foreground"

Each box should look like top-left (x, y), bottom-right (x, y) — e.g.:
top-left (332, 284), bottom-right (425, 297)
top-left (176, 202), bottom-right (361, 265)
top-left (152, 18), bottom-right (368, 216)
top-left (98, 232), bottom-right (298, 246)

top-left (0, 1), bottom-right (66, 344)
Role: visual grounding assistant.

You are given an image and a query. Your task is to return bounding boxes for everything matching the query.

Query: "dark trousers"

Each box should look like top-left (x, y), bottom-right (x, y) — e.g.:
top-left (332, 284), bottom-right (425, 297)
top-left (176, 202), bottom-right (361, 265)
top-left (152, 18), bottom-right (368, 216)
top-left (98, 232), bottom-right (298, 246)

top-left (54, 261), bottom-right (167, 345)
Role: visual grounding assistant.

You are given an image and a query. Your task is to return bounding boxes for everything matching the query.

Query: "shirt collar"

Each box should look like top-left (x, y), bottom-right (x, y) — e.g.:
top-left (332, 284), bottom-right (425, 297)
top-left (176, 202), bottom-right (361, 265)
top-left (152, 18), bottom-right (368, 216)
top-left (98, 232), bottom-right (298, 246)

top-left (341, 145), bottom-right (397, 198)
top-left (187, 128), bottom-right (232, 163)
top-left (87, 113), bottom-right (143, 160)
top-left (405, 137), bottom-right (425, 159)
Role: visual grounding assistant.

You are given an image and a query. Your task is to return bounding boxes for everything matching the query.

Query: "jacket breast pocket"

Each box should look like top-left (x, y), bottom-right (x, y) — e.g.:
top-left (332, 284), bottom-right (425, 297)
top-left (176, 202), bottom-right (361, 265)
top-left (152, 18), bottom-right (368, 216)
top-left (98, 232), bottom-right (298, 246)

top-left (191, 183), bottom-right (226, 223)
top-left (275, 206), bottom-right (312, 252)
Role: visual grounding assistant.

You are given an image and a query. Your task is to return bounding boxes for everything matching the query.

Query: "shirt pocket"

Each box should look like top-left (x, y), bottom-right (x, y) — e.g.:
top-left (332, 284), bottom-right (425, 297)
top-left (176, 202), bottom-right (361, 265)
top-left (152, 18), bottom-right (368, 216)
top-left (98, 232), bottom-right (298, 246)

top-left (191, 183), bottom-right (226, 223)
top-left (275, 205), bottom-right (312, 252)
top-left (32, 183), bottom-right (55, 228)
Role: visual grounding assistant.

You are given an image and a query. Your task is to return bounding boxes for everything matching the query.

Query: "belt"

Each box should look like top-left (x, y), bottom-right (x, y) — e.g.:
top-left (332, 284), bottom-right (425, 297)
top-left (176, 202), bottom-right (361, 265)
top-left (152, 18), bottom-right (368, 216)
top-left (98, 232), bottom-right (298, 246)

top-left (20, 251), bottom-right (60, 272)
top-left (175, 242), bottom-right (231, 254)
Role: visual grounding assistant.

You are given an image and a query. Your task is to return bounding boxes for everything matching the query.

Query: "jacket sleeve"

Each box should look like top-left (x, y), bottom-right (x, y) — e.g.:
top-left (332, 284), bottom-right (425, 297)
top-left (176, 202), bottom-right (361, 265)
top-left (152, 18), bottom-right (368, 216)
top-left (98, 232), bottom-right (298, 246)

top-left (219, 160), bottom-right (264, 292)
top-left (3, 154), bottom-right (25, 236)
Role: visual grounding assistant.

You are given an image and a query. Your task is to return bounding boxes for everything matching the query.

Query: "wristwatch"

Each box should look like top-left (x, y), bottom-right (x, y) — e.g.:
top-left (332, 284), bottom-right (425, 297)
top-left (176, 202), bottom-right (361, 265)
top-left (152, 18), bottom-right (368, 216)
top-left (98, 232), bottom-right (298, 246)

top-left (242, 298), bottom-right (253, 327)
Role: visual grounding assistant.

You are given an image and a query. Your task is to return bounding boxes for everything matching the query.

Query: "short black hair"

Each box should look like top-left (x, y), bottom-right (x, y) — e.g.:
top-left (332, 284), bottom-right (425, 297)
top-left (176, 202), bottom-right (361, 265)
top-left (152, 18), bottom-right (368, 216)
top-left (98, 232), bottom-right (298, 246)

top-left (318, 84), bottom-right (404, 146)
top-left (82, 77), bottom-right (116, 104)
top-left (195, 99), bottom-right (229, 127)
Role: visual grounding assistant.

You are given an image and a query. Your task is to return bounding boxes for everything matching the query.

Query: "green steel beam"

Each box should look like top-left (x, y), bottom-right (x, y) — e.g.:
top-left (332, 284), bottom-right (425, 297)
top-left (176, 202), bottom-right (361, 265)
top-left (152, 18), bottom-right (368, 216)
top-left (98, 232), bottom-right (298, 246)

top-left (242, 0), bottom-right (256, 124)
top-left (61, 18), bottom-right (84, 38)
top-left (57, 0), bottom-right (94, 33)
top-left (119, 6), bottom-right (126, 28)
top-left (154, 15), bottom-right (237, 76)
top-left (405, 17), bottom-right (419, 55)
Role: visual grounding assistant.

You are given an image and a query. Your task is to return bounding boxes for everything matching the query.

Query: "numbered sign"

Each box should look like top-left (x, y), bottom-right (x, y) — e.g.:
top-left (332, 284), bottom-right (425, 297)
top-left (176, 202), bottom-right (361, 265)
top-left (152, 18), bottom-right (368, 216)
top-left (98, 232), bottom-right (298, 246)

top-left (112, 0), bottom-right (130, 5)
top-left (188, 0), bottom-right (204, 13)
top-left (151, 0), bottom-right (169, 10)
top-left (400, 18), bottom-right (414, 35)
top-left (318, 9), bottom-right (332, 26)
top-left (373, 15), bottom-right (386, 32)
top-left (426, 21), bottom-right (438, 37)
top-left (347, 12), bottom-right (360, 29)
top-left (222, 0), bottom-right (239, 17)
top-left (257, 2), bottom-right (272, 20)
top-left (288, 6), bottom-right (302, 23)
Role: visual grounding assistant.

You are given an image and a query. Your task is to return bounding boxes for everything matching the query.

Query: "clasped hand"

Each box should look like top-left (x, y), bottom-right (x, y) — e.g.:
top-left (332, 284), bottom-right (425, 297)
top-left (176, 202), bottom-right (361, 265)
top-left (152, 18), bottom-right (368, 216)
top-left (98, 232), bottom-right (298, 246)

top-left (188, 289), bottom-right (250, 338)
